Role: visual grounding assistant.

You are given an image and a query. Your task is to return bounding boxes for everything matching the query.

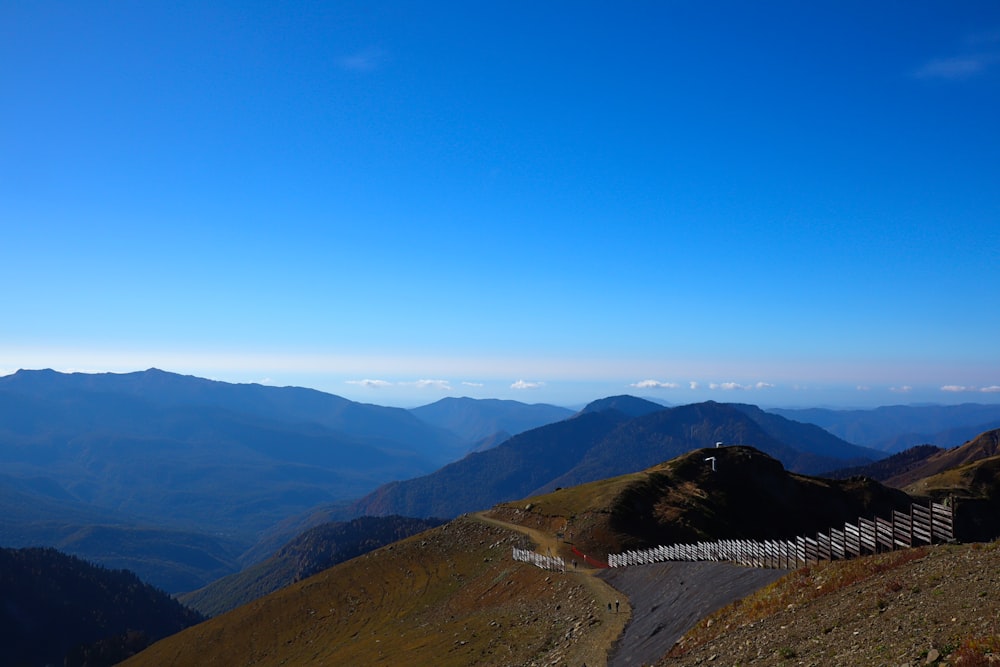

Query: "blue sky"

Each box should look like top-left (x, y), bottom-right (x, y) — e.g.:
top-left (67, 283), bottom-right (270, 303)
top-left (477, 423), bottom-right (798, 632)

top-left (2, 1), bottom-right (999, 408)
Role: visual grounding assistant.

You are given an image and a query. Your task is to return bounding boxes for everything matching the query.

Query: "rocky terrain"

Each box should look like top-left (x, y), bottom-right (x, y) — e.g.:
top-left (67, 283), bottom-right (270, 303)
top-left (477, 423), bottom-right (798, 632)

top-left (661, 542), bottom-right (1000, 666)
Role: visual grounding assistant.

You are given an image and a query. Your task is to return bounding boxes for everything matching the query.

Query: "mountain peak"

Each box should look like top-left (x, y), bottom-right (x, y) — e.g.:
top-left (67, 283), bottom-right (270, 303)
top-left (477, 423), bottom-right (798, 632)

top-left (580, 395), bottom-right (666, 417)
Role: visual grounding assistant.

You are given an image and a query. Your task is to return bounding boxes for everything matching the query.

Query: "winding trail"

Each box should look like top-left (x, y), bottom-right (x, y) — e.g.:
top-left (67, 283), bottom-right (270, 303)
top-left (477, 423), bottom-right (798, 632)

top-left (471, 512), bottom-right (631, 666)
top-left (472, 512), bottom-right (788, 666)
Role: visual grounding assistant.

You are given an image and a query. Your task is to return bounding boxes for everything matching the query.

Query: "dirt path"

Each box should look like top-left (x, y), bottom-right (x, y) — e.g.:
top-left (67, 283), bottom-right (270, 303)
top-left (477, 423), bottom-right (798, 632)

top-left (599, 562), bottom-right (787, 667)
top-left (470, 512), bottom-right (787, 666)
top-left (471, 512), bottom-right (631, 666)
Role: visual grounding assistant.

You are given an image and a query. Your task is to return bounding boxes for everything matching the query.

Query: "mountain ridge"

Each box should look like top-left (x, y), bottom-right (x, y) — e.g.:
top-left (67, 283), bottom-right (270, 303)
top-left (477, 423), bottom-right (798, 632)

top-left (408, 396), bottom-right (574, 444)
top-left (347, 400), bottom-right (882, 520)
top-left (887, 427), bottom-right (1000, 488)
top-left (0, 368), bottom-right (468, 591)
top-left (771, 403), bottom-right (1000, 451)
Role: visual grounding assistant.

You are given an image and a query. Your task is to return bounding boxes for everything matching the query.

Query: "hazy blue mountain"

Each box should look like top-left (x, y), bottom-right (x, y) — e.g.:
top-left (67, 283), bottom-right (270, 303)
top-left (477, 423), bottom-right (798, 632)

top-left (0, 368), bottom-right (464, 463)
top-left (351, 410), bottom-right (632, 519)
top-left (0, 475), bottom-right (243, 593)
top-left (235, 500), bottom-right (355, 568)
top-left (728, 403), bottom-right (881, 461)
top-left (0, 369), bottom-right (468, 589)
top-left (409, 396), bottom-right (573, 444)
top-left (0, 472), bottom-right (128, 529)
top-left (543, 401), bottom-right (879, 493)
top-left (348, 399), bottom-right (880, 519)
top-left (468, 430), bottom-right (513, 453)
top-left (0, 393), bottom-right (431, 537)
top-left (578, 394), bottom-right (666, 417)
top-left (869, 421), bottom-right (1000, 453)
top-left (0, 370), bottom-right (460, 533)
top-left (771, 403), bottom-right (1000, 452)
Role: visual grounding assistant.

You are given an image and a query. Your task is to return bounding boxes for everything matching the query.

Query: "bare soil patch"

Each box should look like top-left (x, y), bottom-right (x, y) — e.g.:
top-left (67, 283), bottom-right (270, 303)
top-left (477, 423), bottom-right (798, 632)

top-left (600, 562), bottom-right (787, 667)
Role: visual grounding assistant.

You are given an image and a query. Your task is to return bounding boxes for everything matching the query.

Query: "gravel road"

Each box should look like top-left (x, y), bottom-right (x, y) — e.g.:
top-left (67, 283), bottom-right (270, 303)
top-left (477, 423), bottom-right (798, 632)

top-left (599, 561), bottom-right (788, 666)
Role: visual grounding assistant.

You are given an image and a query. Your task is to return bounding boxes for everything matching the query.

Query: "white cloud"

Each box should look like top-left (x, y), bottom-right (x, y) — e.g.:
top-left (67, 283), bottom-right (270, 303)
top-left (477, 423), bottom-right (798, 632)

top-left (630, 379), bottom-right (679, 389)
top-left (707, 381), bottom-right (773, 391)
top-left (940, 384), bottom-right (1000, 394)
top-left (856, 385), bottom-right (871, 392)
top-left (408, 379), bottom-right (453, 391)
top-left (462, 381), bottom-right (484, 387)
top-left (511, 379), bottom-right (544, 390)
top-left (710, 382), bottom-right (745, 391)
top-left (346, 378), bottom-right (454, 391)
top-left (890, 385), bottom-right (913, 393)
top-left (704, 382), bottom-right (775, 391)
top-left (346, 379), bottom-right (393, 388)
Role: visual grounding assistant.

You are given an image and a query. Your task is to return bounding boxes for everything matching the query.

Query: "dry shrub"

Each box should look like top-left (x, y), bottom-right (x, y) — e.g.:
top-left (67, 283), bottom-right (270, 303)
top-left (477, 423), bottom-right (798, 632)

top-left (951, 635), bottom-right (1000, 665)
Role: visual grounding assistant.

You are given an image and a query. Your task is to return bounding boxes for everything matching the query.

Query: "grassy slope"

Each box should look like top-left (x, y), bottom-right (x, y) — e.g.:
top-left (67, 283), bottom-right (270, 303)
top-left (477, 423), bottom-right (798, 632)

top-left (887, 428), bottom-right (1000, 489)
top-left (121, 516), bottom-right (627, 667)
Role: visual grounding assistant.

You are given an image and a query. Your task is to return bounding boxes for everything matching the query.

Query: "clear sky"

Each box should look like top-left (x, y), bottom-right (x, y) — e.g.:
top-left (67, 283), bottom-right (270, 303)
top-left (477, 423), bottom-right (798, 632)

top-left (2, 1), bottom-right (999, 408)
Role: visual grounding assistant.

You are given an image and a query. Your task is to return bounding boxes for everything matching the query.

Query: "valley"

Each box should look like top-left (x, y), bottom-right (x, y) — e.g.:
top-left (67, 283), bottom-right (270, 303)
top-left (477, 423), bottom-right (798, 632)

top-left (2, 369), bottom-right (1000, 665)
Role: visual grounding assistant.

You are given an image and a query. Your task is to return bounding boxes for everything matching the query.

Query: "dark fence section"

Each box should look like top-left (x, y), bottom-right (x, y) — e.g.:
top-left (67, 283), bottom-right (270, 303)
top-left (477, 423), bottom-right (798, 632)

top-left (608, 501), bottom-right (954, 569)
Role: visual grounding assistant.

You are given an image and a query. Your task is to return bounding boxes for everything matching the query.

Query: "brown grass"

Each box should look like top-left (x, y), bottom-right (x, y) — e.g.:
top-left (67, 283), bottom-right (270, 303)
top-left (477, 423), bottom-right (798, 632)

top-left (122, 516), bottom-right (628, 667)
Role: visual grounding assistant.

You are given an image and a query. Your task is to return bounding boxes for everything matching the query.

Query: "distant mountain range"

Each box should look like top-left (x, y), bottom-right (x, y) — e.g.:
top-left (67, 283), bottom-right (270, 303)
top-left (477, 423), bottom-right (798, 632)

top-left (409, 396), bottom-right (574, 444)
top-left (5, 363), bottom-right (1000, 667)
top-left (348, 399), bottom-right (883, 519)
top-left (0, 368), bottom-right (572, 591)
top-left (772, 403), bottom-right (1000, 452)
top-left (0, 369), bottom-right (457, 537)
top-left (4, 367), bottom-right (1000, 595)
